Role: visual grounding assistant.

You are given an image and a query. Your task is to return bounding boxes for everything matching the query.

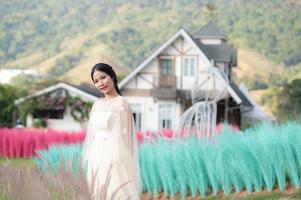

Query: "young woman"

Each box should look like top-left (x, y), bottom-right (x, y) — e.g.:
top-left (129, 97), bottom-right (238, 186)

top-left (81, 63), bottom-right (141, 199)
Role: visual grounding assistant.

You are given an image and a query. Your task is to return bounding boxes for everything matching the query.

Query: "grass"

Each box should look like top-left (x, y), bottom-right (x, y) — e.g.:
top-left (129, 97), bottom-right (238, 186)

top-left (0, 195), bottom-right (8, 200)
top-left (0, 157), bottom-right (35, 168)
top-left (1, 157), bottom-right (301, 200)
top-left (141, 189), bottom-right (301, 200)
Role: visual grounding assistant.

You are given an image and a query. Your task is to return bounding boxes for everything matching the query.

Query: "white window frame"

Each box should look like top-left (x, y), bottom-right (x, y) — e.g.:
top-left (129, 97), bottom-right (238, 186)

top-left (130, 103), bottom-right (143, 131)
top-left (183, 56), bottom-right (197, 77)
top-left (158, 103), bottom-right (173, 129)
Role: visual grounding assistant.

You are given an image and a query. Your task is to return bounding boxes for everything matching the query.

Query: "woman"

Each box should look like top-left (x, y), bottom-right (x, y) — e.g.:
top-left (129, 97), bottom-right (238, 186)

top-left (81, 63), bottom-right (141, 200)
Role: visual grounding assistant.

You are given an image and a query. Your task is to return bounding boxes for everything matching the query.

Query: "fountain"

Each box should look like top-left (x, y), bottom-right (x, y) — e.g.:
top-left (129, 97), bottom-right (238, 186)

top-left (176, 60), bottom-right (229, 139)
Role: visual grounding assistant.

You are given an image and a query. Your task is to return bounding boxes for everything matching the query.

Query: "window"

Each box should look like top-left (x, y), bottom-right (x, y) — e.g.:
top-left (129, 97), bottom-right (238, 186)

top-left (32, 109), bottom-right (64, 119)
top-left (160, 59), bottom-right (173, 75)
top-left (183, 57), bottom-right (197, 76)
top-left (131, 104), bottom-right (142, 131)
top-left (159, 104), bottom-right (173, 129)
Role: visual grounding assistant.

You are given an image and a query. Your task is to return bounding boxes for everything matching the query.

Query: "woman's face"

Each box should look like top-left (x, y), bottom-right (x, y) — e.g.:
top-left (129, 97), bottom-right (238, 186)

top-left (92, 70), bottom-right (115, 95)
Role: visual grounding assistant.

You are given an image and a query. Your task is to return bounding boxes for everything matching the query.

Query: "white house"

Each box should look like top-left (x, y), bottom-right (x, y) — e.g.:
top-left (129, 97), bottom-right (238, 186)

top-left (15, 82), bottom-right (101, 131)
top-left (119, 22), bottom-right (253, 131)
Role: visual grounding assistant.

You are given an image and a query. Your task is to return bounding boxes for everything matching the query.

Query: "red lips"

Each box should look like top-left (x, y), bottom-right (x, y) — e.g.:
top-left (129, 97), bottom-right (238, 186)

top-left (99, 85), bottom-right (107, 92)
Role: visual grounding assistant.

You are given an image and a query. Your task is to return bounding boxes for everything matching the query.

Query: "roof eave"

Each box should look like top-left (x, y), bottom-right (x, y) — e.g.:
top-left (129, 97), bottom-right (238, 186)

top-left (15, 82), bottom-right (99, 105)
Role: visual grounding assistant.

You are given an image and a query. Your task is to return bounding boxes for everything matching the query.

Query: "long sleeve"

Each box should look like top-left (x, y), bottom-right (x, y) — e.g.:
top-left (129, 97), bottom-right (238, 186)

top-left (111, 100), bottom-right (142, 193)
top-left (81, 102), bottom-right (97, 167)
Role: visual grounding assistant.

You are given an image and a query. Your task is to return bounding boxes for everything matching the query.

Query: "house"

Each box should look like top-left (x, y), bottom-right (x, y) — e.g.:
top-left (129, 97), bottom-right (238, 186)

top-left (15, 22), bottom-right (271, 132)
top-left (15, 82), bottom-right (101, 131)
top-left (119, 21), bottom-right (253, 131)
top-left (0, 69), bottom-right (38, 84)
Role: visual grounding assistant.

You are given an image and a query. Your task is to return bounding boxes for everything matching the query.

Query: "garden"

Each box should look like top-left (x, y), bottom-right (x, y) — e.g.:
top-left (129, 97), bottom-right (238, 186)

top-left (1, 122), bottom-right (301, 200)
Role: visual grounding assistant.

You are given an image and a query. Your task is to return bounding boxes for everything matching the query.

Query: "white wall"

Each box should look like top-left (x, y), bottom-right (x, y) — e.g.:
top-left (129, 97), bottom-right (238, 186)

top-left (125, 96), bottom-right (157, 131)
top-left (136, 74), bottom-right (154, 89)
top-left (124, 60), bottom-right (158, 90)
top-left (126, 96), bottom-right (182, 131)
top-left (45, 89), bottom-right (94, 131)
top-left (47, 107), bottom-right (86, 132)
top-left (26, 106), bottom-right (86, 132)
top-left (156, 100), bottom-right (181, 131)
top-left (161, 37), bottom-right (182, 55)
top-left (200, 39), bottom-right (222, 45)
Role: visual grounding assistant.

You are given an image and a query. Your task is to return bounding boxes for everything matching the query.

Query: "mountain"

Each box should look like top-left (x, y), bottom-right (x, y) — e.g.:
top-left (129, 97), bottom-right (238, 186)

top-left (233, 48), bottom-right (287, 89)
top-left (1, 0), bottom-right (300, 87)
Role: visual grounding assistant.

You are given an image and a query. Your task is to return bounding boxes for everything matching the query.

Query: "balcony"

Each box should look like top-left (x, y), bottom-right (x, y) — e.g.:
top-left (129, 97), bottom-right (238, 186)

top-left (159, 75), bottom-right (177, 88)
top-left (150, 87), bottom-right (177, 99)
top-left (150, 75), bottom-right (177, 99)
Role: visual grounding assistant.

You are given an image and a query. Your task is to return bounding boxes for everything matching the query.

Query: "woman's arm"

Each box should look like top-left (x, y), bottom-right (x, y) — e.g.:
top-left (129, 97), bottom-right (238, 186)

top-left (81, 101), bottom-right (97, 166)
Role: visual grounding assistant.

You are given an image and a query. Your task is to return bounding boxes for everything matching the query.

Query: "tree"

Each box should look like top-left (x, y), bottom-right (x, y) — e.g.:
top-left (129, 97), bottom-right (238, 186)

top-left (0, 84), bottom-right (26, 127)
top-left (276, 79), bottom-right (301, 119)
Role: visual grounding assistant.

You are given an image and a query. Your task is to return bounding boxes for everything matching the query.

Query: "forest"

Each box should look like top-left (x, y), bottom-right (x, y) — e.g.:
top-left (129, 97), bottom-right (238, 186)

top-left (1, 0), bottom-right (300, 69)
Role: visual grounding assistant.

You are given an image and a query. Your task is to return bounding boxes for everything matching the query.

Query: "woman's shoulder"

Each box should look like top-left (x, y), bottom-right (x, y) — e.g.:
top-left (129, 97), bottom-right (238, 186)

top-left (95, 95), bottom-right (130, 111)
top-left (116, 96), bottom-right (130, 109)
top-left (92, 98), bottom-right (102, 107)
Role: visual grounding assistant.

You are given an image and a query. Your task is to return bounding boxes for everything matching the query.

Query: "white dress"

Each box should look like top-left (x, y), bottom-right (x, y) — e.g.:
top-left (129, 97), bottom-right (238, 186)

top-left (81, 96), bottom-right (141, 200)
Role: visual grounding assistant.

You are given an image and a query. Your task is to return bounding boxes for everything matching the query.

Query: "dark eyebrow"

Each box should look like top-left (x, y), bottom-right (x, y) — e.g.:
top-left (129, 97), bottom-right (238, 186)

top-left (93, 74), bottom-right (106, 80)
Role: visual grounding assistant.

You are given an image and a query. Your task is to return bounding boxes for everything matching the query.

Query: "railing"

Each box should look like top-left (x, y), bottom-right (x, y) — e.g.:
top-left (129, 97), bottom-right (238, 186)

top-left (159, 75), bottom-right (176, 88)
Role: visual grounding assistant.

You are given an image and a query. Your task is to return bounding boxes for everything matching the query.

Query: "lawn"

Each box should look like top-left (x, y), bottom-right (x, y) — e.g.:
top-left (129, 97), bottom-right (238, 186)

top-left (1, 157), bottom-right (301, 200)
top-left (141, 188), bottom-right (301, 200)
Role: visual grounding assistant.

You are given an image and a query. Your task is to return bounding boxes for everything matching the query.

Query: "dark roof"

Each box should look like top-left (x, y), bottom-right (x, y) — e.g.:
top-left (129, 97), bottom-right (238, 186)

top-left (191, 36), bottom-right (237, 66)
top-left (200, 43), bottom-right (237, 65)
top-left (193, 21), bottom-right (227, 39)
top-left (230, 82), bottom-right (253, 108)
top-left (67, 82), bottom-right (103, 98)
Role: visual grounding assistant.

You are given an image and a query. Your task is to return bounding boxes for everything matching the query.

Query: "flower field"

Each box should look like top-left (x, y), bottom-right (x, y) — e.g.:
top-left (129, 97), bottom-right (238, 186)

top-left (1, 122), bottom-right (301, 199)
top-left (0, 128), bottom-right (85, 158)
top-left (0, 123), bottom-right (237, 158)
top-left (33, 122), bottom-right (301, 198)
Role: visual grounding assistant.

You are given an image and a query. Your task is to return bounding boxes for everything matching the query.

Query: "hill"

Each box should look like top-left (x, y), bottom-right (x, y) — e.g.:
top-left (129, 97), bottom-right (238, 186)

top-left (1, 1), bottom-right (300, 67)
top-left (233, 48), bottom-right (286, 89)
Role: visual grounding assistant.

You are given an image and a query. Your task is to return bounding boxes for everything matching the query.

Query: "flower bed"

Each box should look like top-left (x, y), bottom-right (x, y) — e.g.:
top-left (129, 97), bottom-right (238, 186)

top-left (34, 122), bottom-right (301, 198)
top-left (136, 123), bottom-right (239, 144)
top-left (0, 123), bottom-right (238, 158)
top-left (0, 128), bottom-right (85, 158)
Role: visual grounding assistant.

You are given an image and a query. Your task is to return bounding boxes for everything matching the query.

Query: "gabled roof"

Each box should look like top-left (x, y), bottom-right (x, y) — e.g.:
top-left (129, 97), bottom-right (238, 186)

top-left (15, 82), bottom-right (100, 104)
top-left (239, 83), bottom-right (275, 121)
top-left (230, 82), bottom-right (253, 107)
top-left (189, 25), bottom-right (236, 66)
top-left (69, 83), bottom-right (103, 98)
top-left (119, 28), bottom-right (212, 89)
top-left (197, 42), bottom-right (237, 65)
top-left (193, 21), bottom-right (227, 40)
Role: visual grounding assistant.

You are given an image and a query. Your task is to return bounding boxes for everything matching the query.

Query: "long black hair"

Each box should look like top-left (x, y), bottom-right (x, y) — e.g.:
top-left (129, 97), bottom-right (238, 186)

top-left (91, 63), bottom-right (122, 95)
